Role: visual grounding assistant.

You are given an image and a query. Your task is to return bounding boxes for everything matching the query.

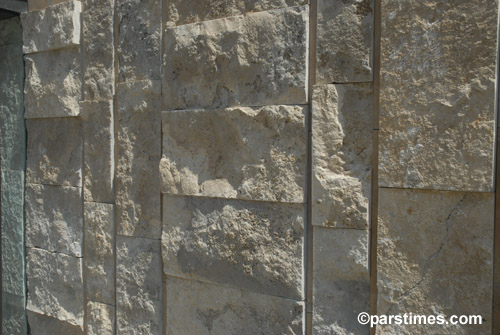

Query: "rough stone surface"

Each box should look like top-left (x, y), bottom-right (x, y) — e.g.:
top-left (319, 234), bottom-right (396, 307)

top-left (377, 188), bottom-right (494, 335)
top-left (81, 101), bottom-right (114, 203)
top-left (163, 6), bottom-right (308, 109)
top-left (21, 1), bottom-right (81, 54)
top-left (87, 301), bottom-right (115, 335)
top-left (162, 195), bottom-right (304, 299)
top-left (2, 292), bottom-right (27, 335)
top-left (378, 0), bottom-right (497, 192)
top-left (317, 0), bottom-right (373, 83)
top-left (27, 311), bottom-right (83, 335)
top-left (0, 17), bottom-right (22, 46)
top-left (26, 247), bottom-right (84, 328)
top-left (26, 118), bottom-right (82, 187)
top-left (28, 0), bottom-right (48, 12)
top-left (117, 0), bottom-right (160, 82)
top-left (312, 84), bottom-right (372, 229)
top-left (313, 227), bottom-right (369, 335)
top-left (24, 47), bottom-right (81, 118)
top-left (166, 276), bottom-right (304, 335)
top-left (25, 184), bottom-right (83, 257)
top-left (161, 105), bottom-right (306, 203)
top-left (84, 202), bottom-right (114, 305)
top-left (116, 80), bottom-right (161, 238)
top-left (116, 236), bottom-right (162, 335)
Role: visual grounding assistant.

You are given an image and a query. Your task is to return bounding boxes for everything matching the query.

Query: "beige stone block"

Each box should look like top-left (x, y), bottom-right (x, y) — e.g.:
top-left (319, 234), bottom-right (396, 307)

top-left (163, 6), bottom-right (308, 109)
top-left (86, 301), bottom-right (115, 335)
top-left (28, 311), bottom-right (83, 335)
top-left (28, 0), bottom-right (49, 12)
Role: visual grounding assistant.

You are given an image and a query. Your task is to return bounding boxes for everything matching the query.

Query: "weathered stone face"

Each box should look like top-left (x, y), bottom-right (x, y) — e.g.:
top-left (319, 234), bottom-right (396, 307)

top-left (378, 0), bottom-right (497, 192)
top-left (312, 84), bottom-right (372, 229)
top-left (27, 311), bottom-right (83, 335)
top-left (25, 184), bottom-right (83, 257)
top-left (21, 0), bottom-right (81, 54)
top-left (377, 188), bottom-right (494, 335)
top-left (26, 118), bottom-right (82, 187)
top-left (166, 276), bottom-right (304, 335)
top-left (0, 17), bottom-right (22, 46)
top-left (163, 6), bottom-right (308, 109)
top-left (86, 301), bottom-right (115, 335)
top-left (162, 195), bottom-right (304, 299)
top-left (161, 105), bottom-right (306, 203)
top-left (316, 0), bottom-right (373, 83)
top-left (2, 292), bottom-right (27, 335)
top-left (24, 47), bottom-right (81, 118)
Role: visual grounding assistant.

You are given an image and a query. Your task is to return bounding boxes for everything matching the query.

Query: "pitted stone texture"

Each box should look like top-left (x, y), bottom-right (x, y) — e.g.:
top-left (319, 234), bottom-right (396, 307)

top-left (27, 311), bottom-right (83, 335)
top-left (116, 236), bottom-right (162, 335)
top-left (87, 301), bottom-right (115, 335)
top-left (166, 276), bottom-right (304, 335)
top-left (25, 48), bottom-right (81, 118)
top-left (82, 101), bottom-right (114, 203)
top-left (25, 184), bottom-right (83, 257)
top-left (3, 292), bottom-right (27, 335)
top-left (116, 80), bottom-right (161, 238)
top-left (117, 0), bottom-right (160, 82)
top-left (317, 0), bottom-right (373, 83)
top-left (84, 202), bottom-right (114, 305)
top-left (161, 105), bottom-right (306, 202)
top-left (0, 17), bottom-right (22, 46)
top-left (21, 1), bottom-right (81, 54)
top-left (82, 0), bottom-right (114, 100)
top-left (313, 227), bottom-right (369, 335)
top-left (26, 118), bottom-right (82, 187)
top-left (378, 0), bottom-right (497, 192)
top-left (312, 84), bottom-right (372, 229)
top-left (26, 247), bottom-right (83, 328)
top-left (162, 195), bottom-right (304, 299)
top-left (377, 188), bottom-right (493, 335)
top-left (163, 6), bottom-right (308, 109)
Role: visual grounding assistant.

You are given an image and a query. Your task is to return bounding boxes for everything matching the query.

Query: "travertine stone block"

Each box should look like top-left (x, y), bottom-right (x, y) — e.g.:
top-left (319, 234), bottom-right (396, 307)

top-left (116, 80), bottom-right (161, 238)
top-left (377, 188), bottom-right (494, 334)
top-left (162, 195), bottom-right (304, 299)
top-left (26, 118), bottom-right (82, 187)
top-left (21, 1), bottom-right (81, 54)
top-left (81, 101), bottom-right (114, 202)
top-left (317, 0), bottom-right (373, 83)
top-left (313, 227), bottom-right (369, 335)
top-left (27, 311), bottom-right (83, 335)
top-left (0, 17), bottom-right (22, 46)
top-left (84, 202), bottom-right (114, 305)
top-left (26, 247), bottom-right (83, 328)
top-left (166, 276), bottom-right (304, 335)
top-left (87, 301), bottom-right (115, 335)
top-left (378, 0), bottom-right (497, 192)
top-left (161, 105), bottom-right (306, 202)
top-left (312, 84), bottom-right (372, 229)
top-left (163, 6), bottom-right (308, 109)
top-left (116, 235), bottom-right (162, 335)
top-left (117, 0), bottom-right (160, 82)
top-left (25, 47), bottom-right (81, 118)
top-left (25, 184), bottom-right (83, 257)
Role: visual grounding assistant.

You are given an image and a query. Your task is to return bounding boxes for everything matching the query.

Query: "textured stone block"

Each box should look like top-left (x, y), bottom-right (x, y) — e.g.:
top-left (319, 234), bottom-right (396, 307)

top-left (28, 0), bottom-right (49, 12)
top-left (25, 47), bottom-right (81, 118)
top-left (116, 236), bottom-right (162, 335)
top-left (378, 0), bottom-right (497, 192)
top-left (162, 195), bottom-right (304, 299)
top-left (21, 1), bottom-right (81, 54)
top-left (312, 84), bottom-right (372, 229)
top-left (166, 276), bottom-right (304, 335)
top-left (377, 188), bottom-right (493, 334)
top-left (163, 6), bottom-right (308, 109)
top-left (117, 0), bottom-right (160, 82)
top-left (87, 301), bottom-right (115, 335)
top-left (25, 184), bottom-right (83, 257)
top-left (161, 105), bottom-right (306, 202)
top-left (26, 118), bottom-right (82, 187)
top-left (82, 101), bottom-right (114, 202)
top-left (27, 311), bottom-right (83, 335)
top-left (84, 202), bottom-right (114, 305)
top-left (116, 80), bottom-right (161, 238)
top-left (2, 292), bottom-right (27, 335)
top-left (0, 17), bottom-right (22, 46)
top-left (26, 248), bottom-right (83, 328)
top-left (316, 0), bottom-right (373, 83)
top-left (313, 227), bottom-right (369, 335)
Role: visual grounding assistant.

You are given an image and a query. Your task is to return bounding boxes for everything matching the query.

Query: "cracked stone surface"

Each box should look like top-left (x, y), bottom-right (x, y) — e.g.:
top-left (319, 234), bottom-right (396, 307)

top-left (161, 105), bottom-right (306, 203)
top-left (27, 311), bottom-right (83, 335)
top-left (87, 301), bottom-right (115, 335)
top-left (166, 276), bottom-right (304, 335)
top-left (378, 0), bottom-right (497, 192)
top-left (162, 195), bottom-right (304, 299)
top-left (312, 84), bottom-right (372, 229)
top-left (163, 6), bottom-right (308, 109)
top-left (377, 188), bottom-right (493, 335)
